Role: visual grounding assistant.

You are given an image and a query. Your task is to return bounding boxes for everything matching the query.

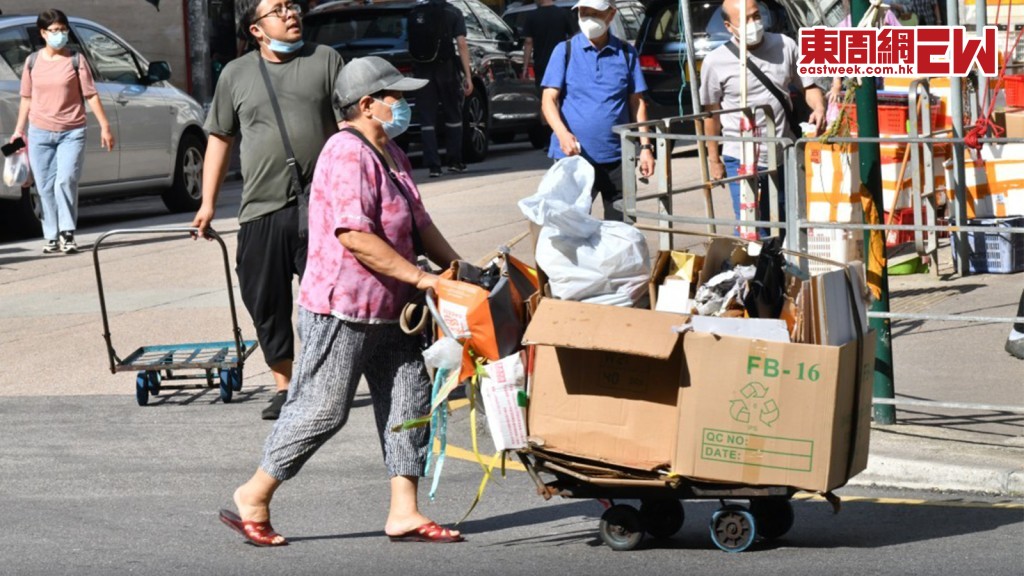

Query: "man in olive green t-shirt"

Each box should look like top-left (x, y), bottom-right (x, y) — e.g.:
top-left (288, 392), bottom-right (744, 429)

top-left (191, 0), bottom-right (343, 420)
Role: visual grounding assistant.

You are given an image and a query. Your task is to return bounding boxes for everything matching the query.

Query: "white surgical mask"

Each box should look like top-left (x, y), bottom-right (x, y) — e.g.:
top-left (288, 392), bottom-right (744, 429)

top-left (578, 17), bottom-right (608, 40)
top-left (734, 18), bottom-right (764, 45)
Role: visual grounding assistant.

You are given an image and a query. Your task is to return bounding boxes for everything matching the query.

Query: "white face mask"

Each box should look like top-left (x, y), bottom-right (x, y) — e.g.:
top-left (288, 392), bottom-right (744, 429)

top-left (578, 16), bottom-right (608, 40)
top-left (734, 18), bottom-right (764, 45)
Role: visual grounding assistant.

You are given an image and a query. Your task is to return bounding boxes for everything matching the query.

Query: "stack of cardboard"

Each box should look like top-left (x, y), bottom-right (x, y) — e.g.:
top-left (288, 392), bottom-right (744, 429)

top-left (523, 239), bottom-right (875, 492)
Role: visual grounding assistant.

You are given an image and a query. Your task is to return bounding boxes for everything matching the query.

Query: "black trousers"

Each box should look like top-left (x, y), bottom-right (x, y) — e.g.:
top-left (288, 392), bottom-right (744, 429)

top-left (1016, 289), bottom-right (1024, 333)
top-left (414, 61), bottom-right (463, 170)
top-left (588, 158), bottom-right (624, 222)
top-left (236, 204), bottom-right (307, 367)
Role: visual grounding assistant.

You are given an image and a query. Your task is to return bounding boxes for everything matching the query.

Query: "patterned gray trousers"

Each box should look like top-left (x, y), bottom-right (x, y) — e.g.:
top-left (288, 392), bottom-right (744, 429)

top-left (260, 307), bottom-right (431, 481)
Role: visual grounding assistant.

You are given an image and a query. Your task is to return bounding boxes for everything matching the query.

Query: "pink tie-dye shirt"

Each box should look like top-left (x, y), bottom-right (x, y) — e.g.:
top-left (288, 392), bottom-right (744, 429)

top-left (298, 130), bottom-right (433, 323)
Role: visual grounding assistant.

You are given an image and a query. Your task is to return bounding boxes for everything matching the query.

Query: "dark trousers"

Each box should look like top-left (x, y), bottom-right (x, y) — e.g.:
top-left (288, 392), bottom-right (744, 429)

top-left (588, 158), bottom-right (624, 222)
top-left (414, 62), bottom-right (463, 170)
top-left (1016, 290), bottom-right (1024, 333)
top-left (236, 204), bottom-right (307, 367)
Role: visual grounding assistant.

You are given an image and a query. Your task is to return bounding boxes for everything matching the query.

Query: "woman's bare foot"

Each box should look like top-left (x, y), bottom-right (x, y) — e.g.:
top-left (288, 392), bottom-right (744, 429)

top-left (233, 484), bottom-right (270, 523)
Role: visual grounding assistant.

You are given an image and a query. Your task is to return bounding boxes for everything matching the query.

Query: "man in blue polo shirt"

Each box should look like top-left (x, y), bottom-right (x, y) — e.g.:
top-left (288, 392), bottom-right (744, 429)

top-left (540, 0), bottom-right (654, 221)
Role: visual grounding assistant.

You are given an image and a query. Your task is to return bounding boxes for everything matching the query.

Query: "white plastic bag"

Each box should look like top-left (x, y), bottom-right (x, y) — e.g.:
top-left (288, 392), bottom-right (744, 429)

top-left (3, 152), bottom-right (29, 188)
top-left (517, 156), bottom-right (599, 238)
top-left (538, 222), bottom-right (650, 305)
top-left (518, 156), bottom-right (650, 306)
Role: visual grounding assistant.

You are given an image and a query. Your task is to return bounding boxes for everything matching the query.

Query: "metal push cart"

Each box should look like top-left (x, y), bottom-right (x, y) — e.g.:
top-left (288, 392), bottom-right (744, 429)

top-left (92, 227), bottom-right (258, 406)
top-left (516, 446), bottom-right (800, 552)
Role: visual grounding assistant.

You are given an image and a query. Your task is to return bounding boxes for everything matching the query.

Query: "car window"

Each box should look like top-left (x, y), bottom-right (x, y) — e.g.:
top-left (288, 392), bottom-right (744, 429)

top-left (648, 1), bottom-right (737, 42)
top-left (465, 0), bottom-right (515, 44)
top-left (0, 27), bottom-right (32, 77)
top-left (452, 0), bottom-right (486, 40)
top-left (76, 26), bottom-right (143, 85)
top-left (305, 10), bottom-right (408, 48)
top-left (618, 5), bottom-right (643, 41)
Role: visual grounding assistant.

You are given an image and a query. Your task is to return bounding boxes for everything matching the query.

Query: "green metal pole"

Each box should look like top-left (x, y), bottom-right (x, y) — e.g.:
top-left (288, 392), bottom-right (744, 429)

top-left (850, 0), bottom-right (895, 424)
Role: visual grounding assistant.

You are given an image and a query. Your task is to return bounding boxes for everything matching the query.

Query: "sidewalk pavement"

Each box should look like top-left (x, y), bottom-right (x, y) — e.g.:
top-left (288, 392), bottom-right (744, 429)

top-left (0, 144), bottom-right (1021, 497)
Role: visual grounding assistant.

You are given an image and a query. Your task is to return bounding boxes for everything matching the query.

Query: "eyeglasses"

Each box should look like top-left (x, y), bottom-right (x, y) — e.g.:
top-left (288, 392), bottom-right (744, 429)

top-left (254, 2), bottom-right (302, 23)
top-left (43, 27), bottom-right (70, 34)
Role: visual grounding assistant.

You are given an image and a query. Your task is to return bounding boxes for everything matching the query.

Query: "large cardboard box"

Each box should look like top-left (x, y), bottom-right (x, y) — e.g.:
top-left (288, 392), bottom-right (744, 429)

top-left (673, 330), bottom-right (875, 492)
top-left (523, 298), bottom-right (688, 471)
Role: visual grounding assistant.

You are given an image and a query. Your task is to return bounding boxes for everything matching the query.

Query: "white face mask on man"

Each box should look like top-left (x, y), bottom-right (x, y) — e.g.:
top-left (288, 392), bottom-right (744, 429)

top-left (578, 16), bottom-right (609, 40)
top-left (732, 18), bottom-right (764, 45)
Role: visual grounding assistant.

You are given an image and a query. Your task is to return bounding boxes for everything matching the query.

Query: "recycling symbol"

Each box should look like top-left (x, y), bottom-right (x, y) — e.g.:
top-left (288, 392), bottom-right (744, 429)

top-left (729, 381), bottom-right (780, 427)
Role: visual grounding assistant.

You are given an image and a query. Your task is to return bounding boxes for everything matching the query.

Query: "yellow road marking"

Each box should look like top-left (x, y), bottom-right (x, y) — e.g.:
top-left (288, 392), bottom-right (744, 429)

top-left (793, 493), bottom-right (1023, 509)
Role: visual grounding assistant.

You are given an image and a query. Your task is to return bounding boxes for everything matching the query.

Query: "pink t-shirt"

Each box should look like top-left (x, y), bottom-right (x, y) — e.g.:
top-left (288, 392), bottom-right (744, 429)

top-left (20, 52), bottom-right (99, 132)
top-left (298, 130), bottom-right (434, 323)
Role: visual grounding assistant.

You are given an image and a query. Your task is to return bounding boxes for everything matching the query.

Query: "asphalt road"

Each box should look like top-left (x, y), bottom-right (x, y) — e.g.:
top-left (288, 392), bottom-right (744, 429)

top-left (1, 140), bottom-right (1021, 575)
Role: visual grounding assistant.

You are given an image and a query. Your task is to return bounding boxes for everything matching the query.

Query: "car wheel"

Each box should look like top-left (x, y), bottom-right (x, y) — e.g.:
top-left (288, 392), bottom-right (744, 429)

top-left (490, 131), bottom-right (515, 145)
top-left (462, 88), bottom-right (489, 163)
top-left (161, 132), bottom-right (205, 213)
top-left (0, 185), bottom-right (42, 238)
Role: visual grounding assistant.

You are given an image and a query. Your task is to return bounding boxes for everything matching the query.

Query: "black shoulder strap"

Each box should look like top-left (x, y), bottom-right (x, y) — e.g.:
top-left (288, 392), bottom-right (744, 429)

top-left (257, 56), bottom-right (305, 198)
top-left (27, 51), bottom-right (36, 72)
top-left (340, 127), bottom-right (426, 256)
top-left (560, 38), bottom-right (571, 100)
top-left (725, 42), bottom-right (797, 136)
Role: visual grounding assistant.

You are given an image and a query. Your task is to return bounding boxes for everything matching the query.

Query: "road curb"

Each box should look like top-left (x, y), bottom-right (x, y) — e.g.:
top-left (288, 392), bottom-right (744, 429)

top-left (848, 454), bottom-right (1024, 497)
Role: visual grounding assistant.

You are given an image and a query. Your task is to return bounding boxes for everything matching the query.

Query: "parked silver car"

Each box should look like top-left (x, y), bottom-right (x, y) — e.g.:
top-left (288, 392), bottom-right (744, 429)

top-left (0, 14), bottom-right (206, 236)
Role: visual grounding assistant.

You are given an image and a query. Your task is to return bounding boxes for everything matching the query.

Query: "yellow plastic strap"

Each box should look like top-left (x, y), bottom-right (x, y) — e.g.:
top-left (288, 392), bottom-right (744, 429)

top-left (457, 450), bottom-right (502, 525)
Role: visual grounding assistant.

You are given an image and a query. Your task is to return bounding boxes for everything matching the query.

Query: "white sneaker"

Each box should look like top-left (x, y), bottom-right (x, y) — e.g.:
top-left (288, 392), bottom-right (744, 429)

top-left (42, 239), bottom-right (60, 254)
top-left (59, 231), bottom-right (78, 254)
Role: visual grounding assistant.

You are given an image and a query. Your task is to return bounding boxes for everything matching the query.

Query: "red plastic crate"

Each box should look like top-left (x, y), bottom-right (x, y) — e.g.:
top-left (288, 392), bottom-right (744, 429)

top-left (842, 102), bottom-right (944, 134)
top-left (1005, 75), bottom-right (1024, 107)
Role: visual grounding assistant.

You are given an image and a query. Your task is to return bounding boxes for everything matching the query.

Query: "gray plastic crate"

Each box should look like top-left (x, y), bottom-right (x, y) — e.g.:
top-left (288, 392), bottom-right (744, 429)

top-left (950, 216), bottom-right (1024, 274)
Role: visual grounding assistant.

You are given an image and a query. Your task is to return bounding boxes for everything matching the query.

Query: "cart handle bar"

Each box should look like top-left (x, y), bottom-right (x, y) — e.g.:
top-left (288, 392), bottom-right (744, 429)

top-left (91, 227), bottom-right (247, 375)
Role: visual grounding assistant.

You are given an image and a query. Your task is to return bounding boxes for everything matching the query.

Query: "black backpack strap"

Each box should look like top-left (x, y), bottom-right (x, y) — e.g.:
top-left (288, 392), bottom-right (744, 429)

top-left (725, 42), bottom-right (797, 137)
top-left (257, 56), bottom-right (305, 199)
top-left (340, 127), bottom-right (426, 256)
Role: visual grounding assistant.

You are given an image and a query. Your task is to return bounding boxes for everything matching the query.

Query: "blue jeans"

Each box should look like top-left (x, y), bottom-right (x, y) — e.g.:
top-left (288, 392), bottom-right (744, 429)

top-left (722, 155), bottom-right (785, 238)
top-left (27, 125), bottom-right (86, 241)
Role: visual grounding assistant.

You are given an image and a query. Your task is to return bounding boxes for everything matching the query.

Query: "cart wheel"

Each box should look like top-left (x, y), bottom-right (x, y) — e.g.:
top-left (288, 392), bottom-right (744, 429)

top-left (599, 504), bottom-right (644, 551)
top-left (146, 371), bottom-right (162, 396)
top-left (219, 376), bottom-right (233, 404)
top-left (640, 499), bottom-right (685, 539)
top-left (709, 504), bottom-right (757, 553)
top-left (749, 497), bottom-right (794, 540)
top-left (135, 372), bottom-right (150, 407)
top-left (220, 368), bottom-right (243, 393)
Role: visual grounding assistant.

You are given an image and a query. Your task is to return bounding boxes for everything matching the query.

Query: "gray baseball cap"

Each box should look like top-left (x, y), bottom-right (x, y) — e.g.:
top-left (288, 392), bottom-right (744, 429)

top-left (334, 56), bottom-right (429, 108)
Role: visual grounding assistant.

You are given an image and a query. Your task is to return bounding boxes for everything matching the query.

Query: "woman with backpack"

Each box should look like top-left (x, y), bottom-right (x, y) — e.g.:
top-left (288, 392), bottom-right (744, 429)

top-left (10, 8), bottom-right (114, 254)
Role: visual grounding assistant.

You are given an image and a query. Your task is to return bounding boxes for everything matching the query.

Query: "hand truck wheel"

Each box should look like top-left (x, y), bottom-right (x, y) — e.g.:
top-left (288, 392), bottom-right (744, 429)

top-left (599, 504), bottom-right (644, 551)
top-left (135, 371), bottom-right (150, 407)
top-left (749, 497), bottom-right (794, 540)
top-left (709, 504), bottom-right (757, 553)
top-left (640, 498), bottom-right (684, 539)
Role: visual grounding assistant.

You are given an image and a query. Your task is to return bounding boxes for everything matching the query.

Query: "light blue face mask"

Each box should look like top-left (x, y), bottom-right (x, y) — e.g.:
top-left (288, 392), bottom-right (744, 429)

top-left (259, 26), bottom-right (304, 54)
top-left (46, 31), bottom-right (68, 50)
top-left (266, 36), bottom-right (303, 53)
top-left (373, 98), bottom-right (412, 139)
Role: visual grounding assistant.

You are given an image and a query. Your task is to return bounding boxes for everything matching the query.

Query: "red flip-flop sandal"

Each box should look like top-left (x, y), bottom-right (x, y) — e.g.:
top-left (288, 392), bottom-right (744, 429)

top-left (388, 521), bottom-right (465, 543)
top-left (219, 509), bottom-right (288, 547)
